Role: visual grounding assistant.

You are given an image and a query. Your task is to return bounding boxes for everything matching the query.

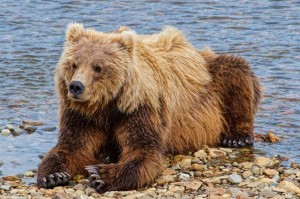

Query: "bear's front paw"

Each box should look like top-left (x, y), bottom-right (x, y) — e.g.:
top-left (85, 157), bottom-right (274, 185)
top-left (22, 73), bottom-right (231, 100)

top-left (86, 165), bottom-right (107, 193)
top-left (221, 134), bottom-right (254, 148)
top-left (37, 172), bottom-right (71, 188)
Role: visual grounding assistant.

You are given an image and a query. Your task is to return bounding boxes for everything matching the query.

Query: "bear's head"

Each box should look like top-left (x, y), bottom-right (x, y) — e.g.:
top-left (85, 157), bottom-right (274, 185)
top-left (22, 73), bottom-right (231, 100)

top-left (56, 23), bottom-right (139, 113)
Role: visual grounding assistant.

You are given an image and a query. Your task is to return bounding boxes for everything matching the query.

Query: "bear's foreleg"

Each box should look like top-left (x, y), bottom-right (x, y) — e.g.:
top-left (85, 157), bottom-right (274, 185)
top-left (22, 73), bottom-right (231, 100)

top-left (86, 105), bottom-right (165, 192)
top-left (37, 108), bottom-right (108, 188)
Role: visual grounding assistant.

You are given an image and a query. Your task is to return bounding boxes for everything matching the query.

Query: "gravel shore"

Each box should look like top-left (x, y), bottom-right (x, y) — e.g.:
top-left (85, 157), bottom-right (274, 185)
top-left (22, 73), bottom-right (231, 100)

top-left (1, 147), bottom-right (300, 199)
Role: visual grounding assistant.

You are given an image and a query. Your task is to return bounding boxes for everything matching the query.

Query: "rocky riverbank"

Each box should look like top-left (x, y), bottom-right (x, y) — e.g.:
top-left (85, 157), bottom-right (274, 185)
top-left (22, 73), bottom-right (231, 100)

top-left (1, 147), bottom-right (300, 199)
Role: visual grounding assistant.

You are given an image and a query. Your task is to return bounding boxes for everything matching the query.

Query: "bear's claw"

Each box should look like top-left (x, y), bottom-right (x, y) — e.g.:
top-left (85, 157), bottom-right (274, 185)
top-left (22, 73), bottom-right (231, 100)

top-left (86, 166), bottom-right (107, 193)
top-left (38, 172), bottom-right (71, 188)
top-left (221, 134), bottom-right (254, 148)
top-left (85, 165), bottom-right (99, 174)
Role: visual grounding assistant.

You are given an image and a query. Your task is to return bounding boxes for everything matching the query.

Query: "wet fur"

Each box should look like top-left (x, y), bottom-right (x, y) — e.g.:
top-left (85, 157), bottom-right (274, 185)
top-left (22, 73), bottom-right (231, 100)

top-left (37, 24), bottom-right (262, 191)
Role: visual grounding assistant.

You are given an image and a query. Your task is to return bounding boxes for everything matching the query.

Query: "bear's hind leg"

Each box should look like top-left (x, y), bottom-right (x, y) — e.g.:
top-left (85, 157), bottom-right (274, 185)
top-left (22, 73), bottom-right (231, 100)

top-left (210, 55), bottom-right (259, 148)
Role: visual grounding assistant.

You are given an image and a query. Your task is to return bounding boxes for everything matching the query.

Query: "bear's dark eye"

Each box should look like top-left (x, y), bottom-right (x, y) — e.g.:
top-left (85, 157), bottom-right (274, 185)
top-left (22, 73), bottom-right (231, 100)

top-left (71, 63), bottom-right (77, 70)
top-left (94, 65), bottom-right (102, 73)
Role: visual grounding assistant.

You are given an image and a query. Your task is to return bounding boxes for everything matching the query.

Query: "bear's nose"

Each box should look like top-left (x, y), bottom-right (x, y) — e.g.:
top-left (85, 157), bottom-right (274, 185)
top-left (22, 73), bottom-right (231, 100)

top-left (69, 81), bottom-right (85, 96)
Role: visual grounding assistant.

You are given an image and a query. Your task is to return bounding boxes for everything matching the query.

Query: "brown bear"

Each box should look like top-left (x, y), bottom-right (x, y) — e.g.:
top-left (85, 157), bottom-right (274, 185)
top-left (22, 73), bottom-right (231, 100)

top-left (37, 23), bottom-right (262, 192)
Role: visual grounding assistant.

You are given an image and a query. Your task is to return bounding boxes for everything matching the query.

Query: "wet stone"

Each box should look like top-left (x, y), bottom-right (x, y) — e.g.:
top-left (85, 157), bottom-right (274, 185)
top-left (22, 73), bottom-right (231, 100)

top-left (1, 129), bottom-right (11, 136)
top-left (24, 170), bottom-right (35, 177)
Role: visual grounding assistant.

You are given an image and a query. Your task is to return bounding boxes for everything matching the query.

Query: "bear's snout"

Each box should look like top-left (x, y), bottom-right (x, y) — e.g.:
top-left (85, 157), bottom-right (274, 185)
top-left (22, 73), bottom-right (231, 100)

top-left (69, 81), bottom-right (85, 96)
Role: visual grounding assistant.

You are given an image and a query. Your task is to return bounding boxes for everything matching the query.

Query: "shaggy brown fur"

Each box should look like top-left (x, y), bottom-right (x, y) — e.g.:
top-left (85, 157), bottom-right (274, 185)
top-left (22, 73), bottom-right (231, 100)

top-left (37, 23), bottom-right (263, 192)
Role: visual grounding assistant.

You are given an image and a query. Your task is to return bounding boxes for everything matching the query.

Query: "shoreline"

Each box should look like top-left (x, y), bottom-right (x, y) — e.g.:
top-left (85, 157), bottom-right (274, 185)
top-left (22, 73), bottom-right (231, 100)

top-left (1, 147), bottom-right (300, 199)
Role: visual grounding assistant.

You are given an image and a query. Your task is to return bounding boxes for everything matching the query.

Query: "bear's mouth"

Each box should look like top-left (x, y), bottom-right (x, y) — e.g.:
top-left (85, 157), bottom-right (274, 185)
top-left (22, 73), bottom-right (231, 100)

top-left (68, 93), bottom-right (88, 102)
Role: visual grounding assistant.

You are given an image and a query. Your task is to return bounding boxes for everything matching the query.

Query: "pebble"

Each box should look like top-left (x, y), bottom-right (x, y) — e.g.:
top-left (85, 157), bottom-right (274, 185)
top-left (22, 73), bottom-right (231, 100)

top-left (179, 173), bottom-right (190, 181)
top-left (1, 129), bottom-right (11, 136)
top-left (246, 181), bottom-right (264, 188)
top-left (255, 157), bottom-right (276, 168)
top-left (23, 125), bottom-right (37, 134)
top-left (194, 150), bottom-right (208, 158)
top-left (208, 148), bottom-right (227, 158)
top-left (228, 174), bottom-right (243, 184)
top-left (278, 181), bottom-right (300, 194)
top-left (291, 162), bottom-right (300, 169)
top-left (240, 162), bottom-right (253, 169)
top-left (251, 166), bottom-right (261, 175)
top-left (185, 180), bottom-right (202, 191)
top-left (263, 169), bottom-right (279, 177)
top-left (0, 148), bottom-right (300, 198)
top-left (284, 169), bottom-right (299, 175)
top-left (202, 170), bottom-right (214, 177)
top-left (73, 183), bottom-right (85, 190)
top-left (41, 127), bottom-right (57, 132)
top-left (190, 163), bottom-right (204, 171)
top-left (169, 185), bottom-right (185, 193)
top-left (0, 185), bottom-right (11, 191)
top-left (155, 175), bottom-right (176, 185)
top-left (5, 124), bottom-right (14, 130)
top-left (178, 158), bottom-right (192, 169)
top-left (259, 188), bottom-right (277, 198)
top-left (242, 170), bottom-right (253, 178)
top-left (24, 170), bottom-right (35, 177)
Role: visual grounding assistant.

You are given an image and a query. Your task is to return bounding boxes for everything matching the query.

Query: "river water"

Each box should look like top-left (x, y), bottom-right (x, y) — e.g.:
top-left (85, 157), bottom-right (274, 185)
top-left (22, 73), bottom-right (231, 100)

top-left (0, 0), bottom-right (299, 177)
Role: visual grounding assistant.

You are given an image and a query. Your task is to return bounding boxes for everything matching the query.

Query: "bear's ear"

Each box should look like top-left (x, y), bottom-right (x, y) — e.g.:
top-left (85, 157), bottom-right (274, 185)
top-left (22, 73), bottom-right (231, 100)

top-left (66, 23), bottom-right (85, 43)
top-left (118, 32), bottom-right (137, 56)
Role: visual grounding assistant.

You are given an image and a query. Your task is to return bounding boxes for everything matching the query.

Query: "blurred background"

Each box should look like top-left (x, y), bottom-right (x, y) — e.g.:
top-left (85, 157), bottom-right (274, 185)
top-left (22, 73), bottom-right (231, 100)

top-left (0, 0), bottom-right (299, 177)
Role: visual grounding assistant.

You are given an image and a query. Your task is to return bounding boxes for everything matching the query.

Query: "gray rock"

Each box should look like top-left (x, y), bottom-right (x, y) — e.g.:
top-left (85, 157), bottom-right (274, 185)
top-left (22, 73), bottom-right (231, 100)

top-left (0, 185), bottom-right (11, 191)
top-left (228, 188), bottom-right (248, 198)
top-left (259, 188), bottom-right (278, 198)
top-left (41, 127), bottom-right (57, 132)
top-left (228, 174), bottom-right (243, 184)
top-left (284, 169), bottom-right (299, 175)
top-left (179, 173), bottom-right (190, 181)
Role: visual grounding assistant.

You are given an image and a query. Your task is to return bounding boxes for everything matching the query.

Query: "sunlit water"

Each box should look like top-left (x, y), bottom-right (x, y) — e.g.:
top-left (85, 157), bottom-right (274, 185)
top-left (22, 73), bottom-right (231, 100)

top-left (0, 0), bottom-right (299, 177)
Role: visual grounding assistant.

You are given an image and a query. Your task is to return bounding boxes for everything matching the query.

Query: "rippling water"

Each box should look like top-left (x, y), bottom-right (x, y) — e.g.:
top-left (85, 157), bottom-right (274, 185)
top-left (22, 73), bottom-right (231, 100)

top-left (0, 0), bottom-right (299, 176)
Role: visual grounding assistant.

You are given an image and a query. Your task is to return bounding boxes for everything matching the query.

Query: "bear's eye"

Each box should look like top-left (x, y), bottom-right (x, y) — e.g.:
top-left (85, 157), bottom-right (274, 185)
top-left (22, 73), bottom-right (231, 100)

top-left (71, 63), bottom-right (77, 70)
top-left (94, 65), bottom-right (102, 73)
